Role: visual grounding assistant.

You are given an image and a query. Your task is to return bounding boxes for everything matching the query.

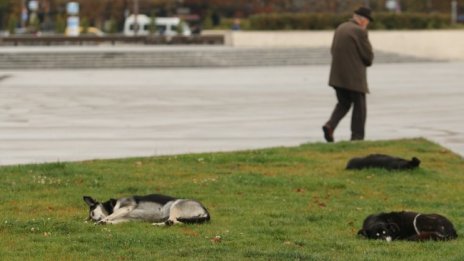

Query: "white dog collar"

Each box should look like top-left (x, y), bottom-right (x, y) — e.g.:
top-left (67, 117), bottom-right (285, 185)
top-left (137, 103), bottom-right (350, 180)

top-left (413, 213), bottom-right (422, 235)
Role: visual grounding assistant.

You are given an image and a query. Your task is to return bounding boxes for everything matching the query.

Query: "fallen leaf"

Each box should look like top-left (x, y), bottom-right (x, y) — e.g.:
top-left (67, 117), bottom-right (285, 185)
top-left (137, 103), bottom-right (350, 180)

top-left (210, 235), bottom-right (222, 243)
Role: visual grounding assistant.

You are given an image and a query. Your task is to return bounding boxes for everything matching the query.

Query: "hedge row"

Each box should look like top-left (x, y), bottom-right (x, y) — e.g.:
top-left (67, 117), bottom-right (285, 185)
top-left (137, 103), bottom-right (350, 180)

top-left (370, 13), bottom-right (451, 29)
top-left (248, 12), bottom-right (451, 30)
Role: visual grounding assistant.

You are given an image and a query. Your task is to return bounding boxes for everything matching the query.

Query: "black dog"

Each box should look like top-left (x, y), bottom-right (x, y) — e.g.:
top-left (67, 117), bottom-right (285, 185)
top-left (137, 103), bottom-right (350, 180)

top-left (358, 211), bottom-right (457, 241)
top-left (346, 154), bottom-right (420, 170)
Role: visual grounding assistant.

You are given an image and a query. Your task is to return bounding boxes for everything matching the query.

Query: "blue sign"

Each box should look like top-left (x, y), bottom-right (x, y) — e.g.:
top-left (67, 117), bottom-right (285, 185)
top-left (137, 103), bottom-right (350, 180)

top-left (67, 2), bottom-right (79, 15)
top-left (28, 0), bottom-right (39, 11)
top-left (67, 16), bottom-right (80, 36)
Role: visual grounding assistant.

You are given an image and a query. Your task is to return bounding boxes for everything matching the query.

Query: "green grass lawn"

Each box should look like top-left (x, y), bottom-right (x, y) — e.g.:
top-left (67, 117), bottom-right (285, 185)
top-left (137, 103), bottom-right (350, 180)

top-left (1, 138), bottom-right (463, 260)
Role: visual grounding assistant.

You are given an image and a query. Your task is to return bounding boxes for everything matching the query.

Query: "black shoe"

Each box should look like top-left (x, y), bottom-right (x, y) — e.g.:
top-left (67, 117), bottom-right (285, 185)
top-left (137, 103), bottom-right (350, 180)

top-left (322, 125), bottom-right (334, 143)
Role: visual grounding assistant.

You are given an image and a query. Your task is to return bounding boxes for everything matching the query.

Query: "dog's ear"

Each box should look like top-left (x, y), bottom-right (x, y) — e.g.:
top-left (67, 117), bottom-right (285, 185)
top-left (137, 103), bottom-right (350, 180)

top-left (410, 157), bottom-right (421, 167)
top-left (109, 198), bottom-right (117, 208)
top-left (83, 196), bottom-right (98, 207)
top-left (387, 223), bottom-right (400, 234)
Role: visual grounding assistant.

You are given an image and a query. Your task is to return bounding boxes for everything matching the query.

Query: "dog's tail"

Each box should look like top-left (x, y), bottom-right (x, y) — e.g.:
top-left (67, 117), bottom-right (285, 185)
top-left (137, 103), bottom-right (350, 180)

top-left (177, 213), bottom-right (211, 224)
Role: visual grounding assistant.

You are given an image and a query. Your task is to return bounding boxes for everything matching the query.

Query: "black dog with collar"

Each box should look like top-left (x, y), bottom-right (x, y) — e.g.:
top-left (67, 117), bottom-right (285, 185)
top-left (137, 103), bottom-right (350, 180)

top-left (358, 211), bottom-right (457, 241)
top-left (346, 154), bottom-right (420, 170)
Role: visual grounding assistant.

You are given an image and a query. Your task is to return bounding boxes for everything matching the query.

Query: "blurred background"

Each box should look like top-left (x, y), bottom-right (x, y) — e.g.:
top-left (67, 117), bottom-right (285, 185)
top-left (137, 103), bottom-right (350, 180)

top-left (0, 0), bottom-right (463, 37)
top-left (0, 1), bottom-right (463, 165)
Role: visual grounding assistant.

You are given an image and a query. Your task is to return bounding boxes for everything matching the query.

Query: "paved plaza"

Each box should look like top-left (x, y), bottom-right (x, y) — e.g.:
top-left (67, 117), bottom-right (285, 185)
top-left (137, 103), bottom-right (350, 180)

top-left (0, 62), bottom-right (463, 165)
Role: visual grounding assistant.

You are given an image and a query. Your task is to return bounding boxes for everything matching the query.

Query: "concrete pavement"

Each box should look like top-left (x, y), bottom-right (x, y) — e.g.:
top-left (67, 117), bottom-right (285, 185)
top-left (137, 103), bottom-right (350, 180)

top-left (0, 62), bottom-right (463, 165)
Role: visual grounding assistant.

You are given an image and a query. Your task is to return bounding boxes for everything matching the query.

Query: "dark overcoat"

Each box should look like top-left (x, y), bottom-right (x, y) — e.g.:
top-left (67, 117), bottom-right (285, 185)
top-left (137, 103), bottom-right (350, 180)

top-left (328, 19), bottom-right (374, 93)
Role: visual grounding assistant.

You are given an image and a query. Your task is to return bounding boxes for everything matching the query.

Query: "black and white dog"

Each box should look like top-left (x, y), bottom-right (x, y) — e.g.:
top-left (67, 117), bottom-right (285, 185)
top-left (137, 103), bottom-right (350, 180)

top-left (346, 154), bottom-right (420, 170)
top-left (83, 194), bottom-right (210, 225)
top-left (358, 211), bottom-right (457, 241)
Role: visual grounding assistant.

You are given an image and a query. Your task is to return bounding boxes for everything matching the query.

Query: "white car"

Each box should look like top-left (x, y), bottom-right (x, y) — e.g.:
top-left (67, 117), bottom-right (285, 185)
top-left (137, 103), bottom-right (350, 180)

top-left (123, 15), bottom-right (191, 36)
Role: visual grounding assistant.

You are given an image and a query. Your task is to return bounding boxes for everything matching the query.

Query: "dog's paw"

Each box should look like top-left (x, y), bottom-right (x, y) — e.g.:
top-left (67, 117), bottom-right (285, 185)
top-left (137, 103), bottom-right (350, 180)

top-left (152, 220), bottom-right (176, 226)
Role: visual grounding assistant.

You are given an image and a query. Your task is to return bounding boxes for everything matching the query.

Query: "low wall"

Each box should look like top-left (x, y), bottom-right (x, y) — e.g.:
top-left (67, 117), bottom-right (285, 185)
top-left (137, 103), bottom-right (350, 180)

top-left (370, 30), bottom-right (464, 61)
top-left (223, 30), bottom-right (464, 61)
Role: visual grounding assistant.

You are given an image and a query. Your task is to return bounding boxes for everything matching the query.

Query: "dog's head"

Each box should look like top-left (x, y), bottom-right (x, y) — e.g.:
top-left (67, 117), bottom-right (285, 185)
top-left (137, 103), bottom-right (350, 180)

top-left (83, 196), bottom-right (116, 222)
top-left (409, 157), bottom-right (421, 168)
top-left (358, 222), bottom-right (400, 242)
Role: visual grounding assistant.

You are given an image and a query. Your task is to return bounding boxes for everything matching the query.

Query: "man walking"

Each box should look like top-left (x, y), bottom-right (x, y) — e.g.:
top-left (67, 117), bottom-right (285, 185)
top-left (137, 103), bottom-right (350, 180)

top-left (323, 7), bottom-right (374, 142)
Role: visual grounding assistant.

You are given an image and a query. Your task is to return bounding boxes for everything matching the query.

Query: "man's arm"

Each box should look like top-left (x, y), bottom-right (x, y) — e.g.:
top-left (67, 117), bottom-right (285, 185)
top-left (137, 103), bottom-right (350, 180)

top-left (355, 29), bottom-right (374, 66)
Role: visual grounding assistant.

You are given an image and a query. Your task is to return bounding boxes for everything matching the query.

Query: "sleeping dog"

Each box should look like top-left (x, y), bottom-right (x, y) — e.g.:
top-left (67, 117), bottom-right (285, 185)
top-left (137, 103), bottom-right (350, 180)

top-left (358, 211), bottom-right (457, 241)
top-left (83, 194), bottom-right (210, 225)
top-left (346, 154), bottom-right (420, 170)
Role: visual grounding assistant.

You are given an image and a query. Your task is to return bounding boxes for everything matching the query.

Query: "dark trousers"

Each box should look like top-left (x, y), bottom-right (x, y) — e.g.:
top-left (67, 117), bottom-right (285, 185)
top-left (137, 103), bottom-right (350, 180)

top-left (326, 87), bottom-right (366, 140)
